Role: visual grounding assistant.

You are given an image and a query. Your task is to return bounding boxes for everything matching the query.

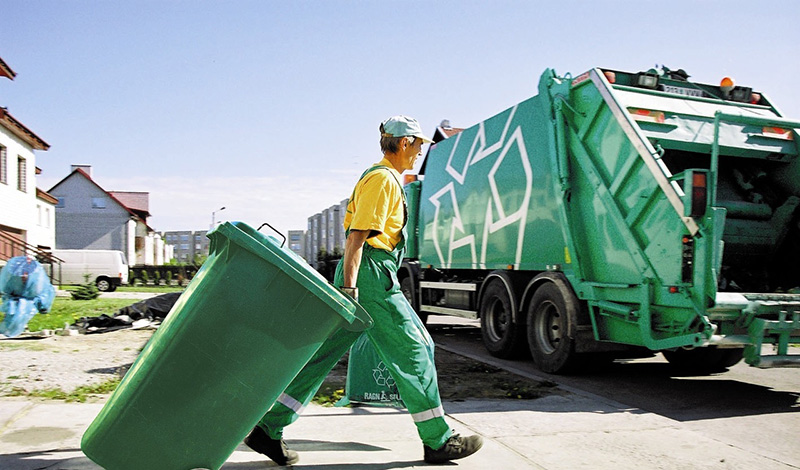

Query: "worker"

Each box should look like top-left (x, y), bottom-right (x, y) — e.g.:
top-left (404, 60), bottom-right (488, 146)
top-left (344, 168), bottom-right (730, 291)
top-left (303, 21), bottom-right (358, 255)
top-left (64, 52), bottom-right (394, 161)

top-left (244, 115), bottom-right (483, 465)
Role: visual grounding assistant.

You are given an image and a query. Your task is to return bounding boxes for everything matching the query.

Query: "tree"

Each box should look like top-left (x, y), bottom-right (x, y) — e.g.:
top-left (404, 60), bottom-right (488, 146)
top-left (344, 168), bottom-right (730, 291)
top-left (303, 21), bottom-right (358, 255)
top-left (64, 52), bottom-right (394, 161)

top-left (315, 248), bottom-right (343, 282)
top-left (71, 274), bottom-right (99, 300)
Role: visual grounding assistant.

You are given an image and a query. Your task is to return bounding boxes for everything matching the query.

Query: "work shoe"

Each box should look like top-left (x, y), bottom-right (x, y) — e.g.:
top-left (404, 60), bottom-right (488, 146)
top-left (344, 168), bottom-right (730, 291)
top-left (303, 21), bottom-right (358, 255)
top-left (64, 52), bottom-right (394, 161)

top-left (243, 425), bottom-right (299, 466)
top-left (423, 433), bottom-right (484, 464)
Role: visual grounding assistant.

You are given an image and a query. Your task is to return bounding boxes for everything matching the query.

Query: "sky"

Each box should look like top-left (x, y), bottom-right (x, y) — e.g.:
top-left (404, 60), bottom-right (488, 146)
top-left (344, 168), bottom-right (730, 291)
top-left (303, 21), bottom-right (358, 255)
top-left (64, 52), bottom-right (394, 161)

top-left (2, 0), bottom-right (799, 235)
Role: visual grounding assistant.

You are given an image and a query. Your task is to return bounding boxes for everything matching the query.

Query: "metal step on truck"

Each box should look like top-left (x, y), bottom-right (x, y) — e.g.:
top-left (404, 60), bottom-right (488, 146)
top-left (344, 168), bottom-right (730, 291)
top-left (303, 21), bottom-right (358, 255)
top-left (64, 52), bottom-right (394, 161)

top-left (400, 65), bottom-right (800, 374)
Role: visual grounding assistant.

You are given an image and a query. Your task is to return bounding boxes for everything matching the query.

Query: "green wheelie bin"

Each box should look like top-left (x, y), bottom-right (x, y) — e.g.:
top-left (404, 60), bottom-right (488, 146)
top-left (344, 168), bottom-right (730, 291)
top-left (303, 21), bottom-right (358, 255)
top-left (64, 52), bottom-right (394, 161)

top-left (81, 221), bottom-right (372, 470)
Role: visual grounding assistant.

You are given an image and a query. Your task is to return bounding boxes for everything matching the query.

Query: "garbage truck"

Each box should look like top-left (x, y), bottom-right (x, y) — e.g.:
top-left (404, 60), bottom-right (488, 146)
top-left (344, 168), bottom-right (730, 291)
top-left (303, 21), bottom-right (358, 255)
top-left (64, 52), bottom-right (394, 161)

top-left (399, 65), bottom-right (800, 373)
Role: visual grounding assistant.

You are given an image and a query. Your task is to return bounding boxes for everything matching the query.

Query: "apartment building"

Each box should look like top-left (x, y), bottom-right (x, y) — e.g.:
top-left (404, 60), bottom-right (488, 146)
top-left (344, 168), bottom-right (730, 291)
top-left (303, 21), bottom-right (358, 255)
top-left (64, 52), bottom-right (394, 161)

top-left (163, 230), bottom-right (210, 264)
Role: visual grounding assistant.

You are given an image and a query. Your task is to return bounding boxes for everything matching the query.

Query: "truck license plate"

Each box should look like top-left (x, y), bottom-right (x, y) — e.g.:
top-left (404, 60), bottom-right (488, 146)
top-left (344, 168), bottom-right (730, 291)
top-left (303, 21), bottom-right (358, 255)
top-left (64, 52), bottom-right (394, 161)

top-left (661, 85), bottom-right (705, 97)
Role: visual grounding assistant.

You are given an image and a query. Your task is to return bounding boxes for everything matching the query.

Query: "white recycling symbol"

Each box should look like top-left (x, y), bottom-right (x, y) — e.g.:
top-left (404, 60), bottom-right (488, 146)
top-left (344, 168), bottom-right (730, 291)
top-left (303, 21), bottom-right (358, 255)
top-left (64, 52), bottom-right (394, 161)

top-left (372, 361), bottom-right (396, 388)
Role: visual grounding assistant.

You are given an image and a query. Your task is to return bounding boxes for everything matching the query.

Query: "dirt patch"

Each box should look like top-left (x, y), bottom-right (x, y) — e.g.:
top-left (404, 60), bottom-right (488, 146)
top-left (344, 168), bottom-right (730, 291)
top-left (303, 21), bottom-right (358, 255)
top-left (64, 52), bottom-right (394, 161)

top-left (318, 349), bottom-right (560, 404)
top-left (0, 328), bottom-right (558, 402)
top-left (0, 329), bottom-right (153, 397)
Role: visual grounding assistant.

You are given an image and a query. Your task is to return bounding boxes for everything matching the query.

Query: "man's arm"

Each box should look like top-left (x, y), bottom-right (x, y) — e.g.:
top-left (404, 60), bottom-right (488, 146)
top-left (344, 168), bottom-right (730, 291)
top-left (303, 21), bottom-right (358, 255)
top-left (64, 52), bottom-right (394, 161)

top-left (342, 229), bottom-right (370, 288)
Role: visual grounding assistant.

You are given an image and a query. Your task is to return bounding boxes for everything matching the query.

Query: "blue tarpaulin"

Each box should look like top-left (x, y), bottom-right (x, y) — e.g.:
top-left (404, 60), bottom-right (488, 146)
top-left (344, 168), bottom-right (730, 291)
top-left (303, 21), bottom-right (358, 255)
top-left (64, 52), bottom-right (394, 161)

top-left (0, 256), bottom-right (55, 337)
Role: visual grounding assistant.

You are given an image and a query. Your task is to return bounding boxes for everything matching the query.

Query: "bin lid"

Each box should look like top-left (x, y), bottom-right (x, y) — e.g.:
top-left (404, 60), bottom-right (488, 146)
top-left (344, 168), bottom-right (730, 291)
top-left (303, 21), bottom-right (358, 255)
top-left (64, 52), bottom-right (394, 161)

top-left (209, 222), bottom-right (371, 331)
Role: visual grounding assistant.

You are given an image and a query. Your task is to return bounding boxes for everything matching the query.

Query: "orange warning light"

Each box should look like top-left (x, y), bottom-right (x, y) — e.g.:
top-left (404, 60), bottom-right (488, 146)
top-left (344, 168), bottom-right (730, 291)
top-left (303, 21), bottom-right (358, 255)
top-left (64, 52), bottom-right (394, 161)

top-left (720, 77), bottom-right (735, 92)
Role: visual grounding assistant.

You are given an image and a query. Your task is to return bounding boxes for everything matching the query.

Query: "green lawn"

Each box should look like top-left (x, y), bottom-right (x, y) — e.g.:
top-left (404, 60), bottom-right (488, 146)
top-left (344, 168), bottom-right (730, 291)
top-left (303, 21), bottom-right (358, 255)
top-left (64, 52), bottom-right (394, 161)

top-left (3, 298), bottom-right (137, 332)
top-left (2, 285), bottom-right (184, 332)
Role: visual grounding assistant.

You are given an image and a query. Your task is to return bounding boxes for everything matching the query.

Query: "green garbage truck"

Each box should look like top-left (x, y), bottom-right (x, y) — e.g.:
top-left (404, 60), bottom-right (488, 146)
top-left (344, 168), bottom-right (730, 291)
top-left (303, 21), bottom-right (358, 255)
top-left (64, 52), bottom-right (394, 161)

top-left (399, 65), bottom-right (800, 373)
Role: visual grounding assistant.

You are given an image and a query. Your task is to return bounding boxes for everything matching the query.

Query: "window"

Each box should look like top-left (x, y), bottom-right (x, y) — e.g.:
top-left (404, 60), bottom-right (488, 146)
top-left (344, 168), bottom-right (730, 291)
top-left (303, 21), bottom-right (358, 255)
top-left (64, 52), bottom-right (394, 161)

top-left (92, 197), bottom-right (107, 209)
top-left (56, 197), bottom-right (65, 208)
top-left (37, 204), bottom-right (42, 226)
top-left (45, 207), bottom-right (50, 228)
top-left (0, 145), bottom-right (6, 184)
top-left (17, 156), bottom-right (26, 192)
top-left (180, 234), bottom-right (189, 241)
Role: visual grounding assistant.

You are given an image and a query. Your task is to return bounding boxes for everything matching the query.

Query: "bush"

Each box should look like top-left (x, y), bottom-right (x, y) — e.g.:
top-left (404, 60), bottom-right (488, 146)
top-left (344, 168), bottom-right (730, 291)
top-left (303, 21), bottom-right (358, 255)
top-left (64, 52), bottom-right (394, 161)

top-left (71, 284), bottom-right (99, 300)
top-left (71, 275), bottom-right (99, 300)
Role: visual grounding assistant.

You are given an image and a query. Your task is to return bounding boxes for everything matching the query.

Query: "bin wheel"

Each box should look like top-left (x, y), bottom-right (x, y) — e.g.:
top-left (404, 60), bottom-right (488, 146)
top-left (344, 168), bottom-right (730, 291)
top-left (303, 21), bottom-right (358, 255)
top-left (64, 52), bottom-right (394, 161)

top-left (480, 276), bottom-right (527, 359)
top-left (526, 279), bottom-right (578, 374)
top-left (401, 276), bottom-right (428, 325)
top-left (96, 277), bottom-right (112, 292)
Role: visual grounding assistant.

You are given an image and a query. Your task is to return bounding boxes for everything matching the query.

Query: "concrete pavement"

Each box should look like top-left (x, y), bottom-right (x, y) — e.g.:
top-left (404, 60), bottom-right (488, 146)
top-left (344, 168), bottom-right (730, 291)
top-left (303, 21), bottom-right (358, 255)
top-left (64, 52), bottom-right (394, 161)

top-left (1, 385), bottom-right (794, 469)
top-left (2, 310), bottom-right (796, 469)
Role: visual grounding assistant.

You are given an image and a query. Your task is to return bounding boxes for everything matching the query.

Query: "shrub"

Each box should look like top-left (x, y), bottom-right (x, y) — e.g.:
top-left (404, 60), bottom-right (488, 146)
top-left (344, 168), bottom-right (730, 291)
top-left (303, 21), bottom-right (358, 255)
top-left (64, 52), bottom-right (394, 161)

top-left (71, 275), bottom-right (99, 300)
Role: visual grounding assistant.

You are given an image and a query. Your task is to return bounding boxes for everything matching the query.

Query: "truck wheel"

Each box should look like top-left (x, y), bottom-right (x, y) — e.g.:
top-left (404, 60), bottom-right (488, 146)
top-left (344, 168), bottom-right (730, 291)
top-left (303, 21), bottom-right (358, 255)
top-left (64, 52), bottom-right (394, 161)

top-left (526, 280), bottom-right (578, 374)
top-left (400, 276), bottom-right (428, 325)
top-left (96, 277), bottom-right (112, 292)
top-left (480, 278), bottom-right (527, 359)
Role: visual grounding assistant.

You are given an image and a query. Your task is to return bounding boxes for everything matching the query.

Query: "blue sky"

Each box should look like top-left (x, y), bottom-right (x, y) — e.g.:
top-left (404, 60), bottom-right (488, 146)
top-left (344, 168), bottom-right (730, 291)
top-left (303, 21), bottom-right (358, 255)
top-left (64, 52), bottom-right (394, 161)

top-left (2, 0), bottom-right (798, 234)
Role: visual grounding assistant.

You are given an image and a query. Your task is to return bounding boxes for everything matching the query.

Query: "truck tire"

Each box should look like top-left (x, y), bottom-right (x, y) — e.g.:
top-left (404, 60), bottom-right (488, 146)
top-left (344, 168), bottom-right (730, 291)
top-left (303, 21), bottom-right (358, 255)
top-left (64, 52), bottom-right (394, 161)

top-left (480, 277), bottom-right (527, 359)
top-left (400, 276), bottom-right (428, 325)
top-left (96, 277), bottom-right (112, 292)
top-left (526, 279), bottom-right (578, 374)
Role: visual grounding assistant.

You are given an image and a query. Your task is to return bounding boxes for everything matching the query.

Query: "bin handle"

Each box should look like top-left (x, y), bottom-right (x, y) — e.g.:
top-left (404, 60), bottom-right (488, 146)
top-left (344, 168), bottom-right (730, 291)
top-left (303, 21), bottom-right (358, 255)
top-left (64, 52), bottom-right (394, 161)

top-left (342, 299), bottom-right (374, 332)
top-left (257, 223), bottom-right (287, 248)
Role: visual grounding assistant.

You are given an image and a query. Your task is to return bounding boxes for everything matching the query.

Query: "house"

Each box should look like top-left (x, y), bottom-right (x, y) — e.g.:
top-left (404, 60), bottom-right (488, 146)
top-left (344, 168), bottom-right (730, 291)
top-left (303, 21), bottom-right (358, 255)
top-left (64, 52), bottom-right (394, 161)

top-left (47, 165), bottom-right (164, 266)
top-left (0, 56), bottom-right (55, 265)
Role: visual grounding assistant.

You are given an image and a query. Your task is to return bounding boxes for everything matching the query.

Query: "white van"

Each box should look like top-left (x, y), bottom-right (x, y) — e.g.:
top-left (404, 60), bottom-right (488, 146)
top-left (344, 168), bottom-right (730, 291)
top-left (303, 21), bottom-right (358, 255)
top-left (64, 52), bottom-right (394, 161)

top-left (51, 249), bottom-right (129, 292)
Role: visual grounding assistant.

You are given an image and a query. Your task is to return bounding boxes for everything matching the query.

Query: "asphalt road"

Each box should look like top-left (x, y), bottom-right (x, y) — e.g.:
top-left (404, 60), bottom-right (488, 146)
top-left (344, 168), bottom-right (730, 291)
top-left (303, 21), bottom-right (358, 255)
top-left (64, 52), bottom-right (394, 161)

top-left (426, 316), bottom-right (800, 468)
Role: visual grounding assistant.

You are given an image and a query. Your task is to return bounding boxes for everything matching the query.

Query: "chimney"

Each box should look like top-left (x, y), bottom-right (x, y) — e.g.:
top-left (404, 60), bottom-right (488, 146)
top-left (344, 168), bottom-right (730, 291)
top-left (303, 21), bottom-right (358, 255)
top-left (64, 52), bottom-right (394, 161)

top-left (71, 164), bottom-right (92, 177)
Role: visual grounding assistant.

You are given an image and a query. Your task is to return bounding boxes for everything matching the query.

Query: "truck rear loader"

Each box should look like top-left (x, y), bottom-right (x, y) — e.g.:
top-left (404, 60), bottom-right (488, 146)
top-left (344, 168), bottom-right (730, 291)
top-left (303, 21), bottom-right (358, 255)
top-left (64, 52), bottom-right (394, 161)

top-left (400, 65), bottom-right (800, 373)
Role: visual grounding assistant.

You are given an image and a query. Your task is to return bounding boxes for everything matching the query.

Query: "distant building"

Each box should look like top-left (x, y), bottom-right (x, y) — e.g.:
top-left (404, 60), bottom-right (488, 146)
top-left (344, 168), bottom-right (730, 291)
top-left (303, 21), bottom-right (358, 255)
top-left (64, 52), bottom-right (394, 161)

top-left (163, 230), bottom-right (209, 264)
top-left (324, 201), bottom-right (347, 255)
top-left (336, 198), bottom-right (347, 251)
top-left (301, 199), bottom-right (348, 269)
top-left (0, 55), bottom-right (54, 264)
top-left (309, 213), bottom-right (322, 267)
top-left (48, 165), bottom-right (164, 266)
top-left (305, 217), bottom-right (315, 266)
top-left (287, 230), bottom-right (305, 259)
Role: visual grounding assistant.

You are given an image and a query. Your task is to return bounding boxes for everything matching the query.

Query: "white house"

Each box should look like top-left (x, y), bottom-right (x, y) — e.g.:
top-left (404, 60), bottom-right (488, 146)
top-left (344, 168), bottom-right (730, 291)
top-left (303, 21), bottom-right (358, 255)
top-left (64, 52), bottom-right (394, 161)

top-left (48, 165), bottom-right (165, 266)
top-left (0, 56), bottom-right (55, 265)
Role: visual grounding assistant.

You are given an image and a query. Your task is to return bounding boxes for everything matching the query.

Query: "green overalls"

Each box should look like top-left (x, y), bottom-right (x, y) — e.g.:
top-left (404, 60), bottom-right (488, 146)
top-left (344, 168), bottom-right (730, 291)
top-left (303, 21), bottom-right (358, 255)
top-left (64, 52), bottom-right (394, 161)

top-left (256, 165), bottom-right (452, 449)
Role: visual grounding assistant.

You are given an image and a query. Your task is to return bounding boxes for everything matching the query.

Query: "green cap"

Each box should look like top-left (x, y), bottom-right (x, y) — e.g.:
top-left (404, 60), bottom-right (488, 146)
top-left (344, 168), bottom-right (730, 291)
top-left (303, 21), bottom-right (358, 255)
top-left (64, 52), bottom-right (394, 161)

top-left (380, 115), bottom-right (433, 143)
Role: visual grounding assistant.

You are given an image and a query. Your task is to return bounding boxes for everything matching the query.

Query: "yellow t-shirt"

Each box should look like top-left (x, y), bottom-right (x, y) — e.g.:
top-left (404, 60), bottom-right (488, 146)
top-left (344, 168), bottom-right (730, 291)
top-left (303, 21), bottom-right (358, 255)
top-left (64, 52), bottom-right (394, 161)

top-left (343, 158), bottom-right (405, 251)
